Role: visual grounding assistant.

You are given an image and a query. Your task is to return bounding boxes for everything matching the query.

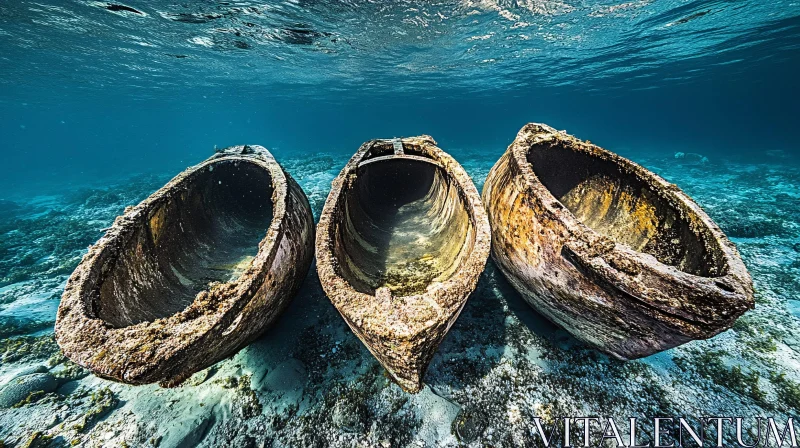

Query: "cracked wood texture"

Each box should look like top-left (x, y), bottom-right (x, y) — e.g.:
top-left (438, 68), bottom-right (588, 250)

top-left (482, 123), bottom-right (754, 359)
top-left (316, 136), bottom-right (491, 393)
top-left (55, 145), bottom-right (314, 386)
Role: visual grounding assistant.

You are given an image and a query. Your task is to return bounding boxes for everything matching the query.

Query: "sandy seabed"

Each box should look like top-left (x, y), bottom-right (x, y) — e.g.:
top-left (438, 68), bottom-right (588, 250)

top-left (1, 150), bottom-right (799, 447)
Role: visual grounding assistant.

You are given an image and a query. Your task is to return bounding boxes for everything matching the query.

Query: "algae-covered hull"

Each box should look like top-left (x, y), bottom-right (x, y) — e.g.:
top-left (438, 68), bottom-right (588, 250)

top-left (55, 145), bottom-right (315, 386)
top-left (316, 136), bottom-right (491, 392)
top-left (482, 123), bottom-right (755, 359)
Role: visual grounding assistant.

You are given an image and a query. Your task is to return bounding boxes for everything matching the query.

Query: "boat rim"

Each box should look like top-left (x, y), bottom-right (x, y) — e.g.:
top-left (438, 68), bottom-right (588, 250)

top-left (506, 122), bottom-right (750, 290)
top-left (55, 145), bottom-right (289, 381)
top-left (316, 136), bottom-right (492, 336)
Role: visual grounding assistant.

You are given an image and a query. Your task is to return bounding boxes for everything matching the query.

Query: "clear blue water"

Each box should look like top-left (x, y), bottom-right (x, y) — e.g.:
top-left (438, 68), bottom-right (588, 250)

top-left (1, 1), bottom-right (800, 447)
top-left (2, 0), bottom-right (799, 194)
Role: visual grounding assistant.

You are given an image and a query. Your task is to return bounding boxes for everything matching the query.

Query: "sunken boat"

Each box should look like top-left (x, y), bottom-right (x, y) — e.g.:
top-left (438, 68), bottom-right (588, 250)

top-left (55, 145), bottom-right (315, 386)
top-left (316, 136), bottom-right (491, 393)
top-left (482, 123), bottom-right (754, 359)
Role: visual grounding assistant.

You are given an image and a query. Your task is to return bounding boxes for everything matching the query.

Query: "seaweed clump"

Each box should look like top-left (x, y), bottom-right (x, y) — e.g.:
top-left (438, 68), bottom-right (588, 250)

top-left (290, 365), bottom-right (419, 447)
top-left (771, 373), bottom-right (800, 413)
top-left (0, 334), bottom-right (59, 364)
top-left (219, 374), bottom-right (262, 419)
top-left (19, 431), bottom-right (53, 448)
top-left (72, 387), bottom-right (118, 432)
top-left (674, 349), bottom-right (767, 406)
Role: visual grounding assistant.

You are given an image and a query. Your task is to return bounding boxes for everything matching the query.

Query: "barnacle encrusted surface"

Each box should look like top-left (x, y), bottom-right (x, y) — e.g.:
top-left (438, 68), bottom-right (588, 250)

top-left (482, 123), bottom-right (755, 359)
top-left (316, 136), bottom-right (491, 392)
top-left (54, 146), bottom-right (315, 386)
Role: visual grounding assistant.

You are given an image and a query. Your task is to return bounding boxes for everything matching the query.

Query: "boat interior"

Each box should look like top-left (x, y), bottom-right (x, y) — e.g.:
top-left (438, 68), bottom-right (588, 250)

top-left (333, 146), bottom-right (476, 297)
top-left (92, 160), bottom-right (274, 327)
top-left (526, 140), bottom-right (727, 277)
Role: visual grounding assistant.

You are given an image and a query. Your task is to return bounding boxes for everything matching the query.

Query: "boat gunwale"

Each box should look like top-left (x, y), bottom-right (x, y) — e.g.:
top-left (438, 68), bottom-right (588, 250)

top-left (55, 145), bottom-right (290, 384)
top-left (505, 123), bottom-right (753, 322)
top-left (357, 153), bottom-right (444, 169)
top-left (316, 136), bottom-right (492, 336)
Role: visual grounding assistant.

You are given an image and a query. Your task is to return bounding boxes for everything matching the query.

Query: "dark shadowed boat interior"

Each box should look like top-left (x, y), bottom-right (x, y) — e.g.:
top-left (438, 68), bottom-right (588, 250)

top-left (94, 160), bottom-right (274, 328)
top-left (526, 141), bottom-right (727, 277)
top-left (333, 157), bottom-right (475, 297)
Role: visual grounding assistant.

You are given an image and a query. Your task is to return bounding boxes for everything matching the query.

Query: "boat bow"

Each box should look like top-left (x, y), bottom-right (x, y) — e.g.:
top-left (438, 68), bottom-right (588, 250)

top-left (316, 136), bottom-right (490, 392)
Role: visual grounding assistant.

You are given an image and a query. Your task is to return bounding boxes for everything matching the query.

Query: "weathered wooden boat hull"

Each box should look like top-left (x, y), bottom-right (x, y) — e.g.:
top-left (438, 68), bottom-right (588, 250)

top-left (316, 136), bottom-right (491, 392)
top-left (482, 124), bottom-right (754, 359)
top-left (55, 145), bottom-right (314, 386)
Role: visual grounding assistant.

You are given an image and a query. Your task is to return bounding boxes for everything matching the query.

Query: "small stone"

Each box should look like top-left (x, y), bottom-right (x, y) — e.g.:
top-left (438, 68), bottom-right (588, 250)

top-left (0, 373), bottom-right (58, 408)
top-left (451, 408), bottom-right (488, 444)
top-left (331, 399), bottom-right (364, 433)
top-left (13, 365), bottom-right (48, 379)
top-left (46, 413), bottom-right (61, 427)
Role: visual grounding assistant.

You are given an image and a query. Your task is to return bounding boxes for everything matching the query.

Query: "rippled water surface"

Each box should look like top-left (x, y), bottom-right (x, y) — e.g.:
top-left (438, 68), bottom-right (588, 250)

top-left (2, 0), bottom-right (799, 93)
top-left (1, 1), bottom-right (799, 447)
